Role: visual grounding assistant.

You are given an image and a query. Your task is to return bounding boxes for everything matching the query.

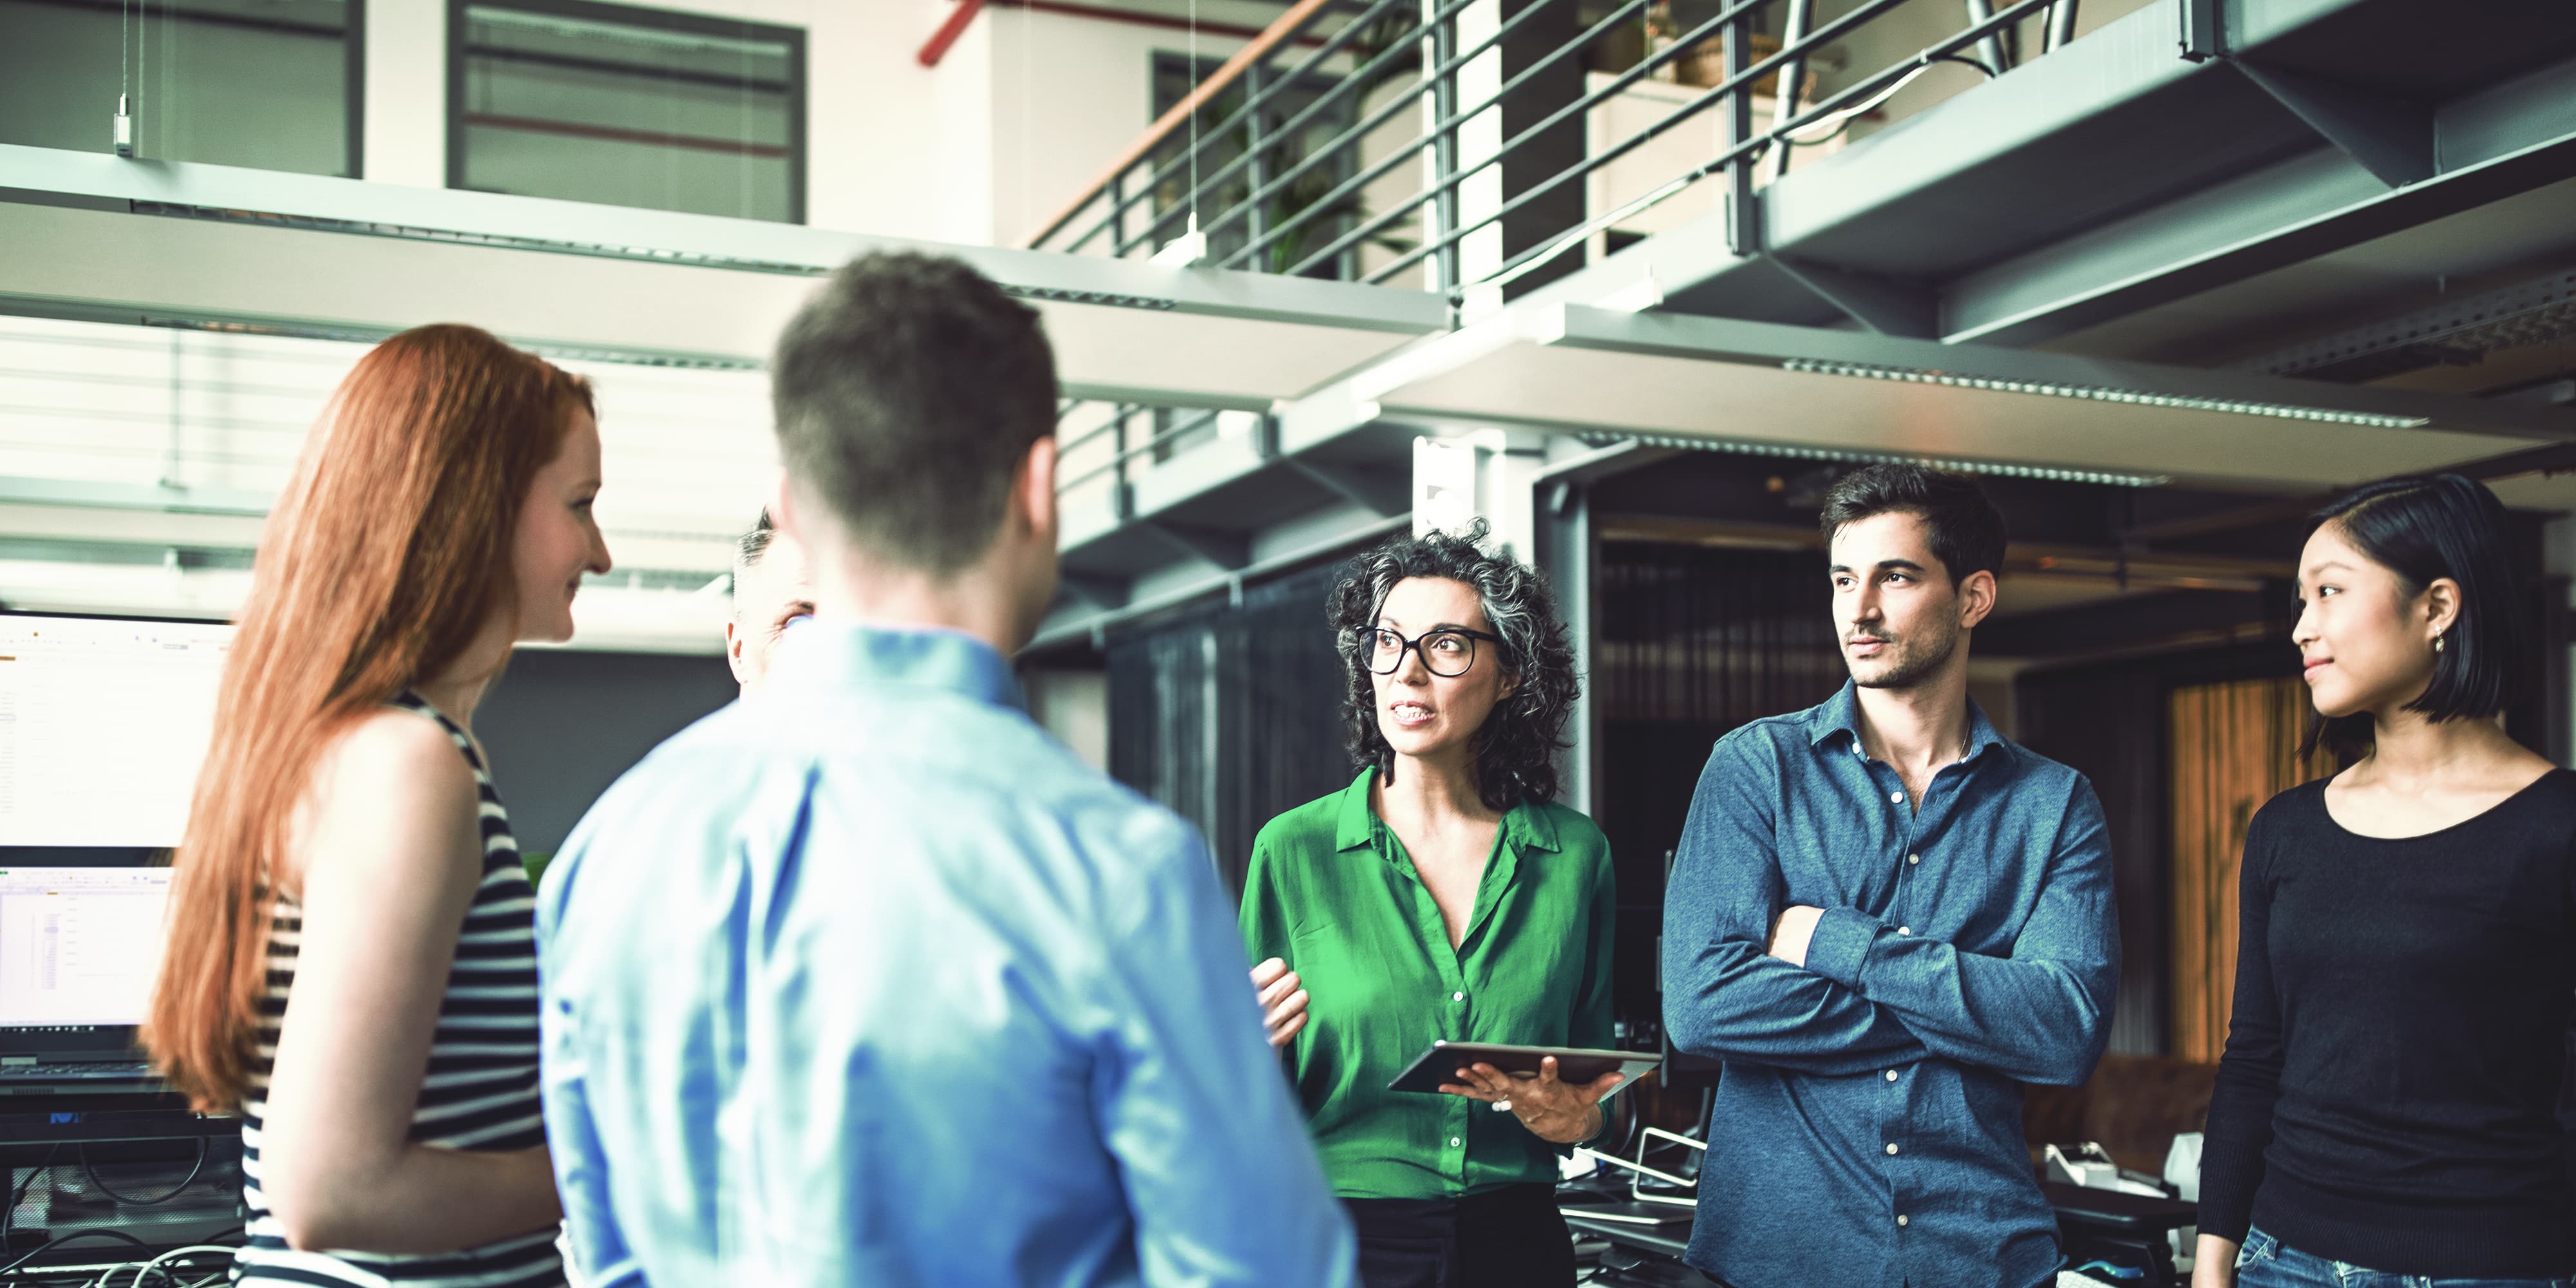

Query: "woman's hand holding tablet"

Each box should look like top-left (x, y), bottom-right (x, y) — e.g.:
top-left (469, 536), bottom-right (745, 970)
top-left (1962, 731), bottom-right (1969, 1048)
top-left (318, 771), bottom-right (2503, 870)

top-left (1441, 1054), bottom-right (1627, 1144)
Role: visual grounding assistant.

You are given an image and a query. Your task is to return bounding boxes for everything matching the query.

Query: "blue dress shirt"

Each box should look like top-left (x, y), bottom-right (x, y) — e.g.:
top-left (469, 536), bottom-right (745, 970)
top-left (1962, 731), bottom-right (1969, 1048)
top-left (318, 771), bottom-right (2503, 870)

top-left (537, 620), bottom-right (1357, 1287)
top-left (1661, 682), bottom-right (2118, 1288)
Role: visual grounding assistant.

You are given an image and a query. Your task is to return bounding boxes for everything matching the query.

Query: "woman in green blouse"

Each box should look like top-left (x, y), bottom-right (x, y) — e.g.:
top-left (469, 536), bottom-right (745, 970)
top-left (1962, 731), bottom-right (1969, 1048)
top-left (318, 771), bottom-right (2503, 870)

top-left (1241, 521), bottom-right (1620, 1288)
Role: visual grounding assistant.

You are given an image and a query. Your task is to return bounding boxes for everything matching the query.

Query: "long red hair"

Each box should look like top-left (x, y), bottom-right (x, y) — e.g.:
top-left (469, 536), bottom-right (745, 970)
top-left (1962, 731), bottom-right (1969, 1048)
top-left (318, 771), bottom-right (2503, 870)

top-left (144, 325), bottom-right (592, 1112)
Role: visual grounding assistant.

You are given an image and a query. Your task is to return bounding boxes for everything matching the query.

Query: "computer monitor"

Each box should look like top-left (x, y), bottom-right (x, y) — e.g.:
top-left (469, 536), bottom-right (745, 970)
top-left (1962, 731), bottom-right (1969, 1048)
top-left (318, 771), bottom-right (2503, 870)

top-left (0, 612), bottom-right (233, 849)
top-left (0, 863), bottom-right (172, 1057)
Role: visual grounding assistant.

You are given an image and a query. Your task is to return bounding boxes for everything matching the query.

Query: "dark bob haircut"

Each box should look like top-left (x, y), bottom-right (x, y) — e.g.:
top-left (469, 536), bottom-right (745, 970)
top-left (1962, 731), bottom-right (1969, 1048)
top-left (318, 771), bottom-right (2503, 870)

top-left (2304, 473), bottom-right (2531, 761)
top-left (1817, 462), bottom-right (2008, 589)
top-left (1325, 520), bottom-right (1579, 811)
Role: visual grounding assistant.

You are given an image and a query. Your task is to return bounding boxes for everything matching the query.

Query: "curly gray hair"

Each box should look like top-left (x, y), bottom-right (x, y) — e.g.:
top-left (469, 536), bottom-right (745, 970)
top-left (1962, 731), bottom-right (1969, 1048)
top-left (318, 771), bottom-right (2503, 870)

top-left (1325, 518), bottom-right (1579, 810)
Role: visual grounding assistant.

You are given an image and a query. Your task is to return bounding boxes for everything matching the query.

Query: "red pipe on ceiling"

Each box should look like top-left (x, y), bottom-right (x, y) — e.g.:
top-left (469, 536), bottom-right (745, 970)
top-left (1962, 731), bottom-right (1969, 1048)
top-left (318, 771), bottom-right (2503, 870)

top-left (918, 0), bottom-right (989, 67)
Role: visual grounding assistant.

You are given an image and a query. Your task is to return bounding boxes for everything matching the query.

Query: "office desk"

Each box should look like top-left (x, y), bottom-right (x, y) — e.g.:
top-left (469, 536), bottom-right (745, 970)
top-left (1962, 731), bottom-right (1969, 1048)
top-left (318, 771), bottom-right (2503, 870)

top-left (2046, 1182), bottom-right (2197, 1287)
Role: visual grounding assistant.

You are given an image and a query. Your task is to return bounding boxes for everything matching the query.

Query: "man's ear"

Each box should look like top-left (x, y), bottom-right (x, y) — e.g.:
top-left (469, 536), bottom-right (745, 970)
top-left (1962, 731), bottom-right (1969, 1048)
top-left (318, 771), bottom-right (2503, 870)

top-left (1018, 435), bottom-right (1059, 547)
top-left (723, 618), bottom-right (749, 684)
top-left (1958, 567), bottom-right (2000, 631)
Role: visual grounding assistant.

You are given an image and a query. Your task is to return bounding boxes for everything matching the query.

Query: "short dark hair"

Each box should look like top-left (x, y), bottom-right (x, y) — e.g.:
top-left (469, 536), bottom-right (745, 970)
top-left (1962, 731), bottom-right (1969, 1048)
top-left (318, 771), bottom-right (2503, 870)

top-left (1817, 462), bottom-right (2008, 588)
top-left (734, 509), bottom-right (775, 576)
top-left (771, 252), bottom-right (1058, 573)
top-left (2304, 474), bottom-right (2531, 760)
top-left (1325, 520), bottom-right (1579, 811)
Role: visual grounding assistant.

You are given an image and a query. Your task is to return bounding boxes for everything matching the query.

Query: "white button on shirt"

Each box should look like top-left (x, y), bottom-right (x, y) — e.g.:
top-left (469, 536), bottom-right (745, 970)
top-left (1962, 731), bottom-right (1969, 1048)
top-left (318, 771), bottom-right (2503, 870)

top-left (1884, 1070), bottom-right (1899, 1082)
top-left (1452, 992), bottom-right (1464, 1001)
top-left (1889, 791), bottom-right (1905, 804)
top-left (1885, 1143), bottom-right (1899, 1156)
top-left (1896, 1215), bottom-right (1909, 1227)
top-left (1908, 853), bottom-right (1920, 866)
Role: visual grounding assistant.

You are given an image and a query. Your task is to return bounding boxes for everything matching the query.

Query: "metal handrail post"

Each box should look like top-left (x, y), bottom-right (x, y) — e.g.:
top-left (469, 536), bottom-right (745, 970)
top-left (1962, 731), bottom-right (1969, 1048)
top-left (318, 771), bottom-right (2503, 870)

top-left (1311, 0), bottom-right (1897, 281)
top-left (1226, 0), bottom-right (1675, 274)
top-left (1245, 60), bottom-right (1268, 258)
top-left (1962, 0), bottom-right (2012, 73)
top-left (1433, 1), bottom-right (1462, 291)
top-left (1109, 0), bottom-right (1518, 272)
top-left (1047, 0), bottom-right (1416, 253)
top-left (1388, 0), bottom-right (2056, 287)
top-left (1761, 0), bottom-right (1812, 187)
top-left (1725, 3), bottom-right (1759, 254)
top-left (2045, 0), bottom-right (2078, 52)
top-left (1023, 0), bottom-right (1339, 249)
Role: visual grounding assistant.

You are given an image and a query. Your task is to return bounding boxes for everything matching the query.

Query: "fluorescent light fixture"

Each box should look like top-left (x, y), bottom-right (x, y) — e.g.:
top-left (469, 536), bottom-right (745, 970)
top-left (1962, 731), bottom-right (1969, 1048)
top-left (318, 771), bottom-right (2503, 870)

top-left (1778, 358), bottom-right (2434, 430)
top-left (1578, 431), bottom-right (2174, 488)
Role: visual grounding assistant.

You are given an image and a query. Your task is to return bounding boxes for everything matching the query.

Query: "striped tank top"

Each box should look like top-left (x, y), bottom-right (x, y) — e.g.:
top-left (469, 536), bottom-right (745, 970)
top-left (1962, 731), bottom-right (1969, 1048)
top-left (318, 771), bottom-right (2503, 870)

top-left (236, 692), bottom-right (565, 1287)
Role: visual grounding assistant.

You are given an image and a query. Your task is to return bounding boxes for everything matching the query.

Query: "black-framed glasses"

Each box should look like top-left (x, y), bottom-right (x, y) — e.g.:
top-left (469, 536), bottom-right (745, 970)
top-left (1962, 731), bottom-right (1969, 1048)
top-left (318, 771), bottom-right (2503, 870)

top-left (1353, 626), bottom-right (1503, 677)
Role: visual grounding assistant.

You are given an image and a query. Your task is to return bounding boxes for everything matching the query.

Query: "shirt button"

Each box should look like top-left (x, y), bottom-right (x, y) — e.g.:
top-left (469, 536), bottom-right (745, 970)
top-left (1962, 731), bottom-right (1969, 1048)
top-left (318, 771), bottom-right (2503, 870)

top-left (1907, 853), bottom-right (1920, 866)
top-left (1450, 1137), bottom-right (1461, 1148)
top-left (1884, 1070), bottom-right (1899, 1082)
top-left (1452, 992), bottom-right (1465, 1002)
top-left (1897, 927), bottom-right (1911, 936)
top-left (1885, 1143), bottom-right (1899, 1156)
top-left (1889, 791), bottom-right (1904, 804)
top-left (1896, 1214), bottom-right (1909, 1227)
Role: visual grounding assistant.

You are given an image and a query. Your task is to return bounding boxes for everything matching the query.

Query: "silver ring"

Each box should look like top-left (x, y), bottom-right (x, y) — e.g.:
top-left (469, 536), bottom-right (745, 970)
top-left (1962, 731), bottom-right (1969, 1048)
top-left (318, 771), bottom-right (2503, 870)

top-left (1492, 1099), bottom-right (1512, 1112)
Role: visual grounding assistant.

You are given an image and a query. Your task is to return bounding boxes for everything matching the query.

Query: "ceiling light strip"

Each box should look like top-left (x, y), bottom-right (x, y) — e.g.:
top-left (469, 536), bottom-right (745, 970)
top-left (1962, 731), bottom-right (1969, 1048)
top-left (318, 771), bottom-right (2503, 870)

top-left (1778, 357), bottom-right (2431, 430)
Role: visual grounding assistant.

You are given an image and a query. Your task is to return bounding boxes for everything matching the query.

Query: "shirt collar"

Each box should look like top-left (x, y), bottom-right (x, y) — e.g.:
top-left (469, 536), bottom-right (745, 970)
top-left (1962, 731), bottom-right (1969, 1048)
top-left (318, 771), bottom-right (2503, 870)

top-left (769, 617), bottom-right (1023, 712)
top-left (1330, 767), bottom-right (1560, 855)
top-left (1805, 679), bottom-right (2005, 763)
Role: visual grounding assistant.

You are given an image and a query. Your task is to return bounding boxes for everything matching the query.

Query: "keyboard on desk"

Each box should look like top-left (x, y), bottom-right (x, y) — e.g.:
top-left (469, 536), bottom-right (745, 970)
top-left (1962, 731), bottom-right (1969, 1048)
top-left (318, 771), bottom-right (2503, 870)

top-left (0, 1060), bottom-right (162, 1092)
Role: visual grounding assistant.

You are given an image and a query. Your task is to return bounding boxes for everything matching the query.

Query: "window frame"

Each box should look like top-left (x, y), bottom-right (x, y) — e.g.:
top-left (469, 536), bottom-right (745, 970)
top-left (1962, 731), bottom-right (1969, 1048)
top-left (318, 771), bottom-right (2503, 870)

top-left (442, 0), bottom-right (808, 224)
top-left (0, 0), bottom-right (365, 176)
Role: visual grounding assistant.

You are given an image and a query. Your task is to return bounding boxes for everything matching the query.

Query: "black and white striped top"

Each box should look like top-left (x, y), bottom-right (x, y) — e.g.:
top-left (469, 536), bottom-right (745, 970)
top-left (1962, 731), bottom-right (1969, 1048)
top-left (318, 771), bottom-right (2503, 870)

top-left (236, 691), bottom-right (565, 1287)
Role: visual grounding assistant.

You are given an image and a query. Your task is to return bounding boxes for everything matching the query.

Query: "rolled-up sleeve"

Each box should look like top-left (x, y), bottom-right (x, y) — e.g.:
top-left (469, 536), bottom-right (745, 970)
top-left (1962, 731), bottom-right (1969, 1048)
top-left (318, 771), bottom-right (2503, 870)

top-left (1663, 732), bottom-right (1933, 1077)
top-left (1100, 817), bottom-right (1356, 1288)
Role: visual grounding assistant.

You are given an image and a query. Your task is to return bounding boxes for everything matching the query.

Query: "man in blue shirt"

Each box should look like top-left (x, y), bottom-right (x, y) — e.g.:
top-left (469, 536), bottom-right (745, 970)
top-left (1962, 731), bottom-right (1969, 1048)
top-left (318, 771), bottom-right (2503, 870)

top-left (536, 252), bottom-right (1357, 1287)
top-left (1662, 463), bottom-right (2119, 1288)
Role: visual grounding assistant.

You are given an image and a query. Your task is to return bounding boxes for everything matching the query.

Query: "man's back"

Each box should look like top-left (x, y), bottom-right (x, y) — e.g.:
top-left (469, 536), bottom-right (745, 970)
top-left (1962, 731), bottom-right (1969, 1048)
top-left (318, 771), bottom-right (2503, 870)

top-left (538, 622), bottom-right (1355, 1287)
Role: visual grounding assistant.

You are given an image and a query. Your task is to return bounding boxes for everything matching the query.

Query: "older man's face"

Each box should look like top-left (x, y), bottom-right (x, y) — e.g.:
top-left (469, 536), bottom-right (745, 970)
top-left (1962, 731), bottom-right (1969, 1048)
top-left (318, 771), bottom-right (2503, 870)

top-left (725, 531), bottom-right (817, 696)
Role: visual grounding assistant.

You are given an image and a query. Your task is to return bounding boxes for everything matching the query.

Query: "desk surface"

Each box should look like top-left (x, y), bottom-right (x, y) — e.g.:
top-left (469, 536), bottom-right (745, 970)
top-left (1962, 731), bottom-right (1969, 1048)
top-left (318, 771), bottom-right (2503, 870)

top-left (2042, 1182), bottom-right (2197, 1233)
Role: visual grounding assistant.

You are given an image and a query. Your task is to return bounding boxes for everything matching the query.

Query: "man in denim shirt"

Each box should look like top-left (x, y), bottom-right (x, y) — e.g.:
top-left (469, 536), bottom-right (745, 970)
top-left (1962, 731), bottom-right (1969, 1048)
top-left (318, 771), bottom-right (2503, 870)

top-left (1662, 464), bottom-right (2118, 1288)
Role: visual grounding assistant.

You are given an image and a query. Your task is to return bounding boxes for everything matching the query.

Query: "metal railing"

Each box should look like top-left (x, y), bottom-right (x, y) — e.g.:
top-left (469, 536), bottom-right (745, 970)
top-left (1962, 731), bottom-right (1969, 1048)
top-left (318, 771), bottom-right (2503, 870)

top-left (1027, 0), bottom-right (2088, 303)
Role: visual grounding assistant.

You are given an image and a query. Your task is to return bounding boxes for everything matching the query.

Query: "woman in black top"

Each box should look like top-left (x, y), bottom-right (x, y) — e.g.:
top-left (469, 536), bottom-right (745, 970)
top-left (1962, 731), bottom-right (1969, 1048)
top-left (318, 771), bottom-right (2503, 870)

top-left (2197, 475), bottom-right (2575, 1287)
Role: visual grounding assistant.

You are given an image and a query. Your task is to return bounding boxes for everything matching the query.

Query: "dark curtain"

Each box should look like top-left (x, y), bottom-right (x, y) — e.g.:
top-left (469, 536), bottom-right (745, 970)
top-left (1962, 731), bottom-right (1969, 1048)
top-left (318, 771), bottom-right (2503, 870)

top-left (2014, 638), bottom-right (2302, 1061)
top-left (1106, 563), bottom-right (1354, 896)
top-left (1593, 542), bottom-right (1844, 1027)
top-left (2014, 661), bottom-right (2174, 1059)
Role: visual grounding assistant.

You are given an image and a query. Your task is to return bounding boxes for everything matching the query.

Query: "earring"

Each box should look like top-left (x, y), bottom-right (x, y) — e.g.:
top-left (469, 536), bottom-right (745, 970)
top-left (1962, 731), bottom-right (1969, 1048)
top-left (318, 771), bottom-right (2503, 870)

top-left (2435, 634), bottom-right (2447, 654)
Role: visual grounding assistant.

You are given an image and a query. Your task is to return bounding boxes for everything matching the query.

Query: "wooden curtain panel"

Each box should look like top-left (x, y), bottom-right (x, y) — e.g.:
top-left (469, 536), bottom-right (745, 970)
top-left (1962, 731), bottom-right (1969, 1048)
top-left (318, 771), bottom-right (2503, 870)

top-left (2168, 678), bottom-right (2332, 1063)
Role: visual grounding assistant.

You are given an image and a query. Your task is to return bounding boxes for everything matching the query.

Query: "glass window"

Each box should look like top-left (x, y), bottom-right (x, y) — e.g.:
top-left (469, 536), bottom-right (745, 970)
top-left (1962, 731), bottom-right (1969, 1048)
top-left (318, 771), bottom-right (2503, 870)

top-left (451, 0), bottom-right (804, 223)
top-left (0, 0), bottom-right (359, 176)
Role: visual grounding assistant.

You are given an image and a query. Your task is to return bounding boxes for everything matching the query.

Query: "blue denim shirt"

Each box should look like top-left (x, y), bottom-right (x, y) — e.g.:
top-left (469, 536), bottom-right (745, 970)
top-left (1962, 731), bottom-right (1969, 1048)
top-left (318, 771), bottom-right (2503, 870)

top-left (1661, 682), bottom-right (2119, 1288)
top-left (536, 621), bottom-right (1357, 1287)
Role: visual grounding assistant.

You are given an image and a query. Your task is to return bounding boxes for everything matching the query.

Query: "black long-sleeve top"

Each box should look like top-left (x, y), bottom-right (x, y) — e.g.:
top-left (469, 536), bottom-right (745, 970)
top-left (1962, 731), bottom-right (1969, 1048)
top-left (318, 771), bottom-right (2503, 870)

top-left (2198, 770), bottom-right (2576, 1277)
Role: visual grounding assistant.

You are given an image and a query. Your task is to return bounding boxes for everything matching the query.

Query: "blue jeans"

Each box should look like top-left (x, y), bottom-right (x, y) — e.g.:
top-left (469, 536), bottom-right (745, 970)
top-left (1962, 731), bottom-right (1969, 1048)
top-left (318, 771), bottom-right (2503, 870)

top-left (2236, 1227), bottom-right (2575, 1288)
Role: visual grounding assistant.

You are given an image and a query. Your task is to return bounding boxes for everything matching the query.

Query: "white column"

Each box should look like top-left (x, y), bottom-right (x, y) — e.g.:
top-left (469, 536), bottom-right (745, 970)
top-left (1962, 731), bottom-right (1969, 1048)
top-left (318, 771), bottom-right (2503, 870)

top-left (362, 0), bottom-right (445, 187)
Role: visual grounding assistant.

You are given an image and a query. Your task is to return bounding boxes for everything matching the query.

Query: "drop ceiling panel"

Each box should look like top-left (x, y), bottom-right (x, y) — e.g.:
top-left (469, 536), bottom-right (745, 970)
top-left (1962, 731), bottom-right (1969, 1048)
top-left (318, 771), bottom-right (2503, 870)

top-left (1361, 306), bottom-right (2561, 491)
top-left (0, 145), bottom-right (1446, 407)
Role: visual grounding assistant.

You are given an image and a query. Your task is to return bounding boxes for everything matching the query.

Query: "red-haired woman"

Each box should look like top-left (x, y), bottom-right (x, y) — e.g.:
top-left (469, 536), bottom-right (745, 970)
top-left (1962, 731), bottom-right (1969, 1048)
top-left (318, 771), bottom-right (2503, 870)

top-left (144, 325), bottom-right (611, 1287)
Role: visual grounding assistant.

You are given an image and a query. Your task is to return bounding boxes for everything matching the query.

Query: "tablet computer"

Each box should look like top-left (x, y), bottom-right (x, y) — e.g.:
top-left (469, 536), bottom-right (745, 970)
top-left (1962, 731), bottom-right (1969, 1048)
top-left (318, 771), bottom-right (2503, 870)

top-left (1386, 1041), bottom-right (1663, 1096)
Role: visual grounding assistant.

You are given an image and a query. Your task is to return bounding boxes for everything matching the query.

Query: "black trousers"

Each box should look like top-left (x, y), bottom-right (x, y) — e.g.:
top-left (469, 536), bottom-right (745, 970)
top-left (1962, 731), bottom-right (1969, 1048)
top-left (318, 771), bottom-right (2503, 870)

top-left (1344, 1182), bottom-right (1577, 1288)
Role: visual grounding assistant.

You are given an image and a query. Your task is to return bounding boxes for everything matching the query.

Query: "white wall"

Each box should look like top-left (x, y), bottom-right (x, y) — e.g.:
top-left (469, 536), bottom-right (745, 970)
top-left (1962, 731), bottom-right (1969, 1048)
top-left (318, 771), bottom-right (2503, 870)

top-left (357, 0), bottom-right (1041, 243)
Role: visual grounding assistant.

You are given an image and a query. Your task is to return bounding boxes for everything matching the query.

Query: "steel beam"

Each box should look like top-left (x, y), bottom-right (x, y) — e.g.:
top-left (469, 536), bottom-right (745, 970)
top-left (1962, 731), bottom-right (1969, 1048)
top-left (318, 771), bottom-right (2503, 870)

top-left (2233, 60), bottom-right (2434, 187)
top-left (1942, 54), bottom-right (2576, 345)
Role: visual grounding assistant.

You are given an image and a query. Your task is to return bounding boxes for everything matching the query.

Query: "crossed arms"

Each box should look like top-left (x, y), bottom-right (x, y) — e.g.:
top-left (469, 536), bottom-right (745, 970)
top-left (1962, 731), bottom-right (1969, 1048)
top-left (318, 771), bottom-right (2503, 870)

top-left (1659, 734), bottom-right (2119, 1085)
